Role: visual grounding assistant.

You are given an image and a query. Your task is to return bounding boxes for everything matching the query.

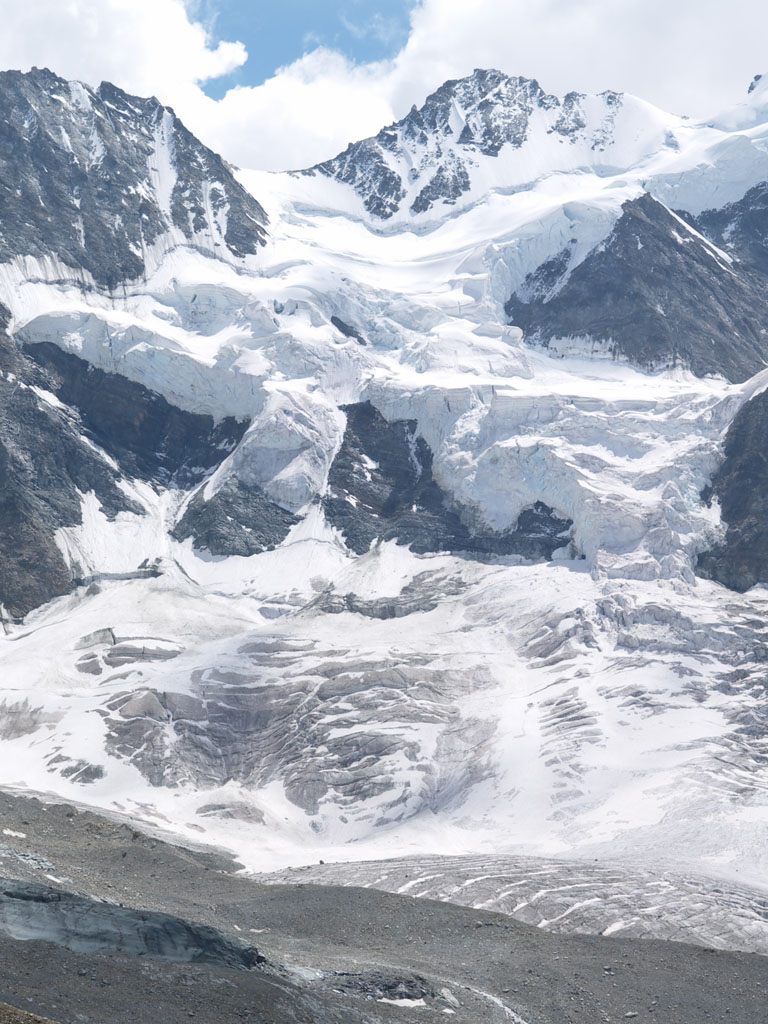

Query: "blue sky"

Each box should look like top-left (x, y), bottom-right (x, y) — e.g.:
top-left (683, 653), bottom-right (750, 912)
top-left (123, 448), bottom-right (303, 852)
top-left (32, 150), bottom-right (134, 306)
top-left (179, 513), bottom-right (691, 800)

top-left (197, 0), bottom-right (416, 98)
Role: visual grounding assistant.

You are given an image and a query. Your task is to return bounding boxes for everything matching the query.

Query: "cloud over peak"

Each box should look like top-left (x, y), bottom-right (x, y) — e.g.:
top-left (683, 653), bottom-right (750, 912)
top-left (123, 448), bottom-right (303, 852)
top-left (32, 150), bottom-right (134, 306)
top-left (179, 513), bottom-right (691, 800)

top-left (0, 0), bottom-right (767, 171)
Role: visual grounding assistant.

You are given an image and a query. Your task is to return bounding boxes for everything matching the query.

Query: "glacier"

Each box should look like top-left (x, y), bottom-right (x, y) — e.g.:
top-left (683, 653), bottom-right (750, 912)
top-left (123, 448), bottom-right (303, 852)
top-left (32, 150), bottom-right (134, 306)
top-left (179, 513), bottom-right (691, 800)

top-left (1, 66), bottom-right (768, 950)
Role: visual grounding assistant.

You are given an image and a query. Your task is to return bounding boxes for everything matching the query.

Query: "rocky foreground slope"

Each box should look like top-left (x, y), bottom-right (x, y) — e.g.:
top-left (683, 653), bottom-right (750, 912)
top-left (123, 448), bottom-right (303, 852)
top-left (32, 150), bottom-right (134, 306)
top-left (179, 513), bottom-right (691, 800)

top-left (2, 66), bottom-right (768, 1021)
top-left (1, 791), bottom-right (767, 1024)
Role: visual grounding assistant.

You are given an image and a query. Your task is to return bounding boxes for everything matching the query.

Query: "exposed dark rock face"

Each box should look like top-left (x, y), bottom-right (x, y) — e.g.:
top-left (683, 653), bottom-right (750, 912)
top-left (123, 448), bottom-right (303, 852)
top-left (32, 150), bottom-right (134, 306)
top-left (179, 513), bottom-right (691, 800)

top-left (696, 180), bottom-right (768, 277)
top-left (410, 159), bottom-right (471, 215)
top-left (172, 478), bottom-right (298, 556)
top-left (305, 69), bottom-right (627, 218)
top-left (691, 188), bottom-right (768, 589)
top-left (24, 342), bottom-right (247, 488)
top-left (323, 401), bottom-right (572, 558)
top-left (0, 323), bottom-right (256, 616)
top-left (0, 311), bottom-right (141, 618)
top-left (506, 193), bottom-right (768, 383)
top-left (0, 69), bottom-right (276, 619)
top-left (0, 67), bottom-right (266, 289)
top-left (310, 136), bottom-right (405, 219)
top-left (330, 315), bottom-right (367, 345)
top-left (698, 389), bottom-right (768, 590)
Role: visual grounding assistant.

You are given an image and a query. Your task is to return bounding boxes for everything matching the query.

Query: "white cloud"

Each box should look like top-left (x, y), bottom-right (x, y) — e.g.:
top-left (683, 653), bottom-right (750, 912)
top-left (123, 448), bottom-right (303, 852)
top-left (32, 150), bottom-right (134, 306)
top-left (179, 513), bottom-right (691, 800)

top-left (339, 10), bottom-right (408, 45)
top-left (0, 0), bottom-right (246, 98)
top-left (192, 48), bottom-right (397, 171)
top-left (392, 0), bottom-right (768, 122)
top-left (1, 0), bottom-right (768, 172)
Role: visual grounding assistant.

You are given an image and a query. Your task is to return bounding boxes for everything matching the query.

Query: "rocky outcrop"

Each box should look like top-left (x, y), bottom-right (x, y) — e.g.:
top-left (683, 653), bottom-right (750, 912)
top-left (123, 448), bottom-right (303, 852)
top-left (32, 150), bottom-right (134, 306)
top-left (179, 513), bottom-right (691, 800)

top-left (696, 180), bottom-right (768, 277)
top-left (0, 67), bottom-right (266, 289)
top-left (172, 478), bottom-right (298, 556)
top-left (24, 342), bottom-right (248, 487)
top-left (305, 69), bottom-right (655, 219)
top-left (0, 310), bottom-right (141, 617)
top-left (506, 193), bottom-right (768, 383)
top-left (330, 315), bottom-right (367, 345)
top-left (0, 324), bottom-right (257, 616)
top-left (698, 389), bottom-right (768, 590)
top-left (323, 401), bottom-right (572, 559)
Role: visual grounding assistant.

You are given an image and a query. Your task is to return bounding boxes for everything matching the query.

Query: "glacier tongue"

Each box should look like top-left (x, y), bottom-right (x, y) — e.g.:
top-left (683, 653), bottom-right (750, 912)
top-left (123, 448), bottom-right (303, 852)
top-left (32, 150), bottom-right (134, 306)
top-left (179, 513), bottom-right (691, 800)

top-left (3, 539), bottom-right (768, 888)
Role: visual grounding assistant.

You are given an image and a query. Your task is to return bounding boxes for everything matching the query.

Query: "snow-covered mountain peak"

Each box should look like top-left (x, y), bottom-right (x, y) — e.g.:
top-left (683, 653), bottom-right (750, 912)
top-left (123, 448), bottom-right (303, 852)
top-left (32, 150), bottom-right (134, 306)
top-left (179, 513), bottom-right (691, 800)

top-left (0, 67), bottom-right (267, 289)
top-left (301, 67), bottom-right (679, 223)
top-left (397, 68), bottom-right (561, 155)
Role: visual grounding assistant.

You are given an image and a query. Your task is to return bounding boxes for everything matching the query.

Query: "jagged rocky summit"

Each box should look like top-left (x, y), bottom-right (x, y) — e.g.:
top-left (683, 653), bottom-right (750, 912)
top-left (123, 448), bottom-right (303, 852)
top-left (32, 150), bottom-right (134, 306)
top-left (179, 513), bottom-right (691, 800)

top-left (304, 68), bottom-right (675, 219)
top-left (0, 66), bottom-right (267, 288)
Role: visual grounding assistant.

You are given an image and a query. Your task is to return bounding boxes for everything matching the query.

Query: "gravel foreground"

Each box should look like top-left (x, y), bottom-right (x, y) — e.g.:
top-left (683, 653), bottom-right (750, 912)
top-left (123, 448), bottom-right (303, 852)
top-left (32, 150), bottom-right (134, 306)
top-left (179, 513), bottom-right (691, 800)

top-left (0, 1004), bottom-right (59, 1024)
top-left (1, 789), bottom-right (767, 1023)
